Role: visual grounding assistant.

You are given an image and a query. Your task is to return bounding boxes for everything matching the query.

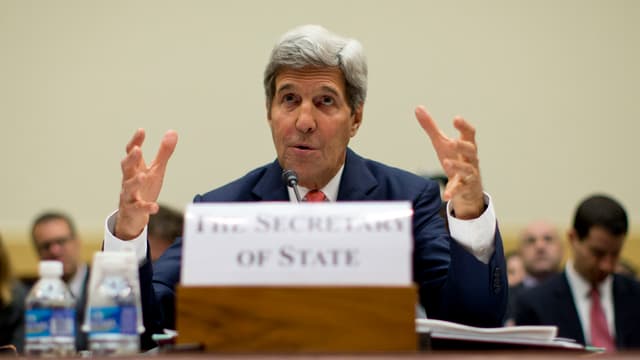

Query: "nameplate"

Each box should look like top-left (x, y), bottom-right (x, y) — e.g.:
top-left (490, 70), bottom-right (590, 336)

top-left (181, 202), bottom-right (412, 286)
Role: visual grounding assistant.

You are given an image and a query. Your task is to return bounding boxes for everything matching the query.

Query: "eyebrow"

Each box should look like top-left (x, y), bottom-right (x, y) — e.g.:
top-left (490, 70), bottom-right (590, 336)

top-left (319, 85), bottom-right (341, 98)
top-left (276, 83), bottom-right (295, 95)
top-left (275, 83), bottom-right (342, 99)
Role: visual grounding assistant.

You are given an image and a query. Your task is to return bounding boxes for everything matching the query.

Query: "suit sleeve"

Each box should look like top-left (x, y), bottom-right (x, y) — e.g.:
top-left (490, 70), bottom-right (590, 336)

top-left (412, 181), bottom-right (507, 327)
top-left (137, 237), bottom-right (182, 350)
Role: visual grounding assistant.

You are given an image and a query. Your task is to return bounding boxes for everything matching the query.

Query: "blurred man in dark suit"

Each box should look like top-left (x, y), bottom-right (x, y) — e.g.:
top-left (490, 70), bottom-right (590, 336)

top-left (505, 220), bottom-right (564, 324)
top-left (515, 195), bottom-right (640, 351)
top-left (518, 220), bottom-right (564, 287)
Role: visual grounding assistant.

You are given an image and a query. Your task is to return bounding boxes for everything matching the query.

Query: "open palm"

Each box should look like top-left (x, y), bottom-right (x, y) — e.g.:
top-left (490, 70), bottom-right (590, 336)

top-left (415, 106), bottom-right (484, 219)
top-left (116, 129), bottom-right (178, 239)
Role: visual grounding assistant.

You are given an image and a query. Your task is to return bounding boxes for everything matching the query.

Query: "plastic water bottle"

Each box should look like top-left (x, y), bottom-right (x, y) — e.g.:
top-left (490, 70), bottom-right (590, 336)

top-left (87, 253), bottom-right (140, 356)
top-left (24, 260), bottom-right (76, 356)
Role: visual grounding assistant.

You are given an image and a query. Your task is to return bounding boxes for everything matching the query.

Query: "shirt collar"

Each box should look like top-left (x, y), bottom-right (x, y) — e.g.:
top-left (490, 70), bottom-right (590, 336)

top-left (287, 165), bottom-right (344, 202)
top-left (522, 275), bottom-right (541, 288)
top-left (565, 259), bottom-right (613, 298)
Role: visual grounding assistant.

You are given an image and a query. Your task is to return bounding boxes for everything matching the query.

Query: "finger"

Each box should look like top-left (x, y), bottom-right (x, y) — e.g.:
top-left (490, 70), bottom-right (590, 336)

top-left (442, 177), bottom-right (461, 201)
top-left (151, 130), bottom-right (178, 169)
top-left (148, 202), bottom-right (160, 214)
top-left (415, 106), bottom-right (448, 143)
top-left (127, 200), bottom-right (159, 214)
top-left (453, 116), bottom-right (476, 144)
top-left (119, 174), bottom-right (160, 214)
top-left (444, 159), bottom-right (478, 181)
top-left (120, 172), bottom-right (146, 204)
top-left (443, 173), bottom-right (476, 200)
top-left (126, 128), bottom-right (146, 154)
top-left (443, 178), bottom-right (473, 201)
top-left (442, 185), bottom-right (453, 201)
top-left (454, 140), bottom-right (479, 166)
top-left (121, 146), bottom-right (143, 180)
top-left (123, 199), bottom-right (158, 213)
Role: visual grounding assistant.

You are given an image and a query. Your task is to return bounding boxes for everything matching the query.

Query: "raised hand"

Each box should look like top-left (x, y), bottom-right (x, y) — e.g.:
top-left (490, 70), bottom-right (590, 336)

top-left (415, 106), bottom-right (485, 219)
top-left (115, 129), bottom-right (178, 239)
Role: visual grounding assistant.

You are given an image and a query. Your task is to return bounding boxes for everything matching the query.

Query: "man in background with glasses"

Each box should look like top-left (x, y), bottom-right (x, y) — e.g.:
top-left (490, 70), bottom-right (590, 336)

top-left (30, 211), bottom-right (89, 350)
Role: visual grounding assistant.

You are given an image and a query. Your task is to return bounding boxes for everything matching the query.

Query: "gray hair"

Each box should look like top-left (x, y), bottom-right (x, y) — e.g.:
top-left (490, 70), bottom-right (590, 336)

top-left (264, 25), bottom-right (368, 113)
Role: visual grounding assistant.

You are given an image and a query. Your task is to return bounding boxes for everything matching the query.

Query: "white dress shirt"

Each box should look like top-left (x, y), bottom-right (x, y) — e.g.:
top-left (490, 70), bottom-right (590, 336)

top-left (104, 167), bottom-right (497, 264)
top-left (67, 263), bottom-right (88, 299)
top-left (565, 260), bottom-right (616, 345)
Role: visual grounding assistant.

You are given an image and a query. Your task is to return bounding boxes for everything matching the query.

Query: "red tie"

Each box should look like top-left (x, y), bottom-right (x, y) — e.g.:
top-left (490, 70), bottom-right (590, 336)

top-left (590, 287), bottom-right (615, 351)
top-left (304, 190), bottom-right (327, 202)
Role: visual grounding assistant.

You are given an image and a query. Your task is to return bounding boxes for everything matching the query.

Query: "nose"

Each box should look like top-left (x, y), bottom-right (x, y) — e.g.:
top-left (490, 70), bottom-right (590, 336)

top-left (48, 242), bottom-right (63, 257)
top-left (295, 101), bottom-right (316, 134)
top-left (534, 238), bottom-right (547, 251)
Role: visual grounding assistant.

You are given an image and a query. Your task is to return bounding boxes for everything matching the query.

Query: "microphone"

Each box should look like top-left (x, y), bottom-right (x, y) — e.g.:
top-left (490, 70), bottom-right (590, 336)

top-left (282, 169), bottom-right (302, 202)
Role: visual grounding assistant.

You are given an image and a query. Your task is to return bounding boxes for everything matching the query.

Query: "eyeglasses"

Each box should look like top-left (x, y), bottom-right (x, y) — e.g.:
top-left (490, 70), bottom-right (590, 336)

top-left (36, 236), bottom-right (72, 253)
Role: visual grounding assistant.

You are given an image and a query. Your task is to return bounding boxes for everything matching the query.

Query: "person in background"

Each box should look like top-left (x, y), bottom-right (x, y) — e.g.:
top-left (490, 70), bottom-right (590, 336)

top-left (30, 212), bottom-right (89, 351)
top-left (518, 220), bottom-right (564, 287)
top-left (103, 24), bottom-right (508, 348)
top-left (147, 205), bottom-right (183, 262)
top-left (0, 233), bottom-right (28, 353)
top-left (515, 194), bottom-right (640, 350)
top-left (506, 251), bottom-right (525, 287)
top-left (505, 220), bottom-right (564, 324)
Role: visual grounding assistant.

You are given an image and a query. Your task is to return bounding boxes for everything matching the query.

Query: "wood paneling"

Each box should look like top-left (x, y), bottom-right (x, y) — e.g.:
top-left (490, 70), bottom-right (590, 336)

top-left (176, 286), bottom-right (417, 352)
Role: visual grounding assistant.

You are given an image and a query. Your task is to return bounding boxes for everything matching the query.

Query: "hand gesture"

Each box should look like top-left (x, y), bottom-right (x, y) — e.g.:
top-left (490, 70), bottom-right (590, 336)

top-left (415, 106), bottom-right (484, 219)
top-left (116, 129), bottom-right (178, 239)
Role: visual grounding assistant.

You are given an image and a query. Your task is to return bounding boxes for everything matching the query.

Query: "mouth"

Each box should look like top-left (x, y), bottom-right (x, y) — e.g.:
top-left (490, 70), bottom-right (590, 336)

top-left (291, 144), bottom-right (316, 151)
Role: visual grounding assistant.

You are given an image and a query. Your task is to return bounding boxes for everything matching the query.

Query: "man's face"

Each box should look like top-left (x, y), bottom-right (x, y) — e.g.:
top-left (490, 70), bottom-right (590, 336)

top-left (519, 221), bottom-right (563, 279)
top-left (268, 67), bottom-right (362, 189)
top-left (570, 226), bottom-right (625, 286)
top-left (32, 219), bottom-right (80, 280)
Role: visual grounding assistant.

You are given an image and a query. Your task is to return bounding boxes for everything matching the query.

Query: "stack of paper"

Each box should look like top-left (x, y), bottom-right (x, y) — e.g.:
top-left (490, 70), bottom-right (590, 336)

top-left (416, 319), bottom-right (583, 350)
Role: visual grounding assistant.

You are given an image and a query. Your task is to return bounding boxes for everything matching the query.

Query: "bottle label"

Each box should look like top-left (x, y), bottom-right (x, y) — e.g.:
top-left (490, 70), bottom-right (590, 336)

top-left (26, 308), bottom-right (76, 338)
top-left (89, 306), bottom-right (138, 335)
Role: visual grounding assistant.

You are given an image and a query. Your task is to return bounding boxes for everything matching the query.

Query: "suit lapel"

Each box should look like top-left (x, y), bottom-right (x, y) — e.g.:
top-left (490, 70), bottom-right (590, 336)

top-left (251, 160), bottom-right (289, 201)
top-left (253, 149), bottom-right (378, 202)
top-left (337, 148), bottom-right (378, 201)
top-left (613, 275), bottom-right (632, 347)
top-left (555, 273), bottom-right (586, 344)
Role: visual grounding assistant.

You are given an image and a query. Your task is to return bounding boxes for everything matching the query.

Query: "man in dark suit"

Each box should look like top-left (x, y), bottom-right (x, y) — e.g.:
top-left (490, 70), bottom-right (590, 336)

top-left (103, 25), bottom-right (507, 347)
top-left (31, 212), bottom-right (90, 351)
top-left (504, 220), bottom-right (564, 325)
top-left (515, 195), bottom-right (640, 350)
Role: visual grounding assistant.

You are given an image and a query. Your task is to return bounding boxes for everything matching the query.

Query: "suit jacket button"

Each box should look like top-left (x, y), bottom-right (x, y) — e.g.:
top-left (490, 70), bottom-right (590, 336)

top-left (493, 267), bottom-right (502, 293)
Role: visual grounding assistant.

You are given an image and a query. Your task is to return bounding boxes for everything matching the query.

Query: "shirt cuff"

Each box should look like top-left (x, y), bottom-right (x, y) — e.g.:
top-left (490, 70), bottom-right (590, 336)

top-left (104, 209), bottom-right (148, 264)
top-left (447, 193), bottom-right (496, 264)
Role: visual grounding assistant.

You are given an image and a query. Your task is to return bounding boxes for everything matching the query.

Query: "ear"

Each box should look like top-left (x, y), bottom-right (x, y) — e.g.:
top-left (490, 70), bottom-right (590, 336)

top-left (567, 229), bottom-right (578, 250)
top-left (349, 104), bottom-right (364, 137)
top-left (266, 102), bottom-right (272, 122)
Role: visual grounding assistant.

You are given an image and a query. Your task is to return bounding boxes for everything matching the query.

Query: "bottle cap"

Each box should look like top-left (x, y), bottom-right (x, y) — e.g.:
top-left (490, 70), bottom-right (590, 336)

top-left (39, 260), bottom-right (63, 277)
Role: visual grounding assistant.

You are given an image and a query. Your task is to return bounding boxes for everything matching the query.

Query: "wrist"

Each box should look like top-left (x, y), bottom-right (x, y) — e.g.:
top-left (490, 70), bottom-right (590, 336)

top-left (114, 214), bottom-right (145, 240)
top-left (451, 196), bottom-right (486, 219)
